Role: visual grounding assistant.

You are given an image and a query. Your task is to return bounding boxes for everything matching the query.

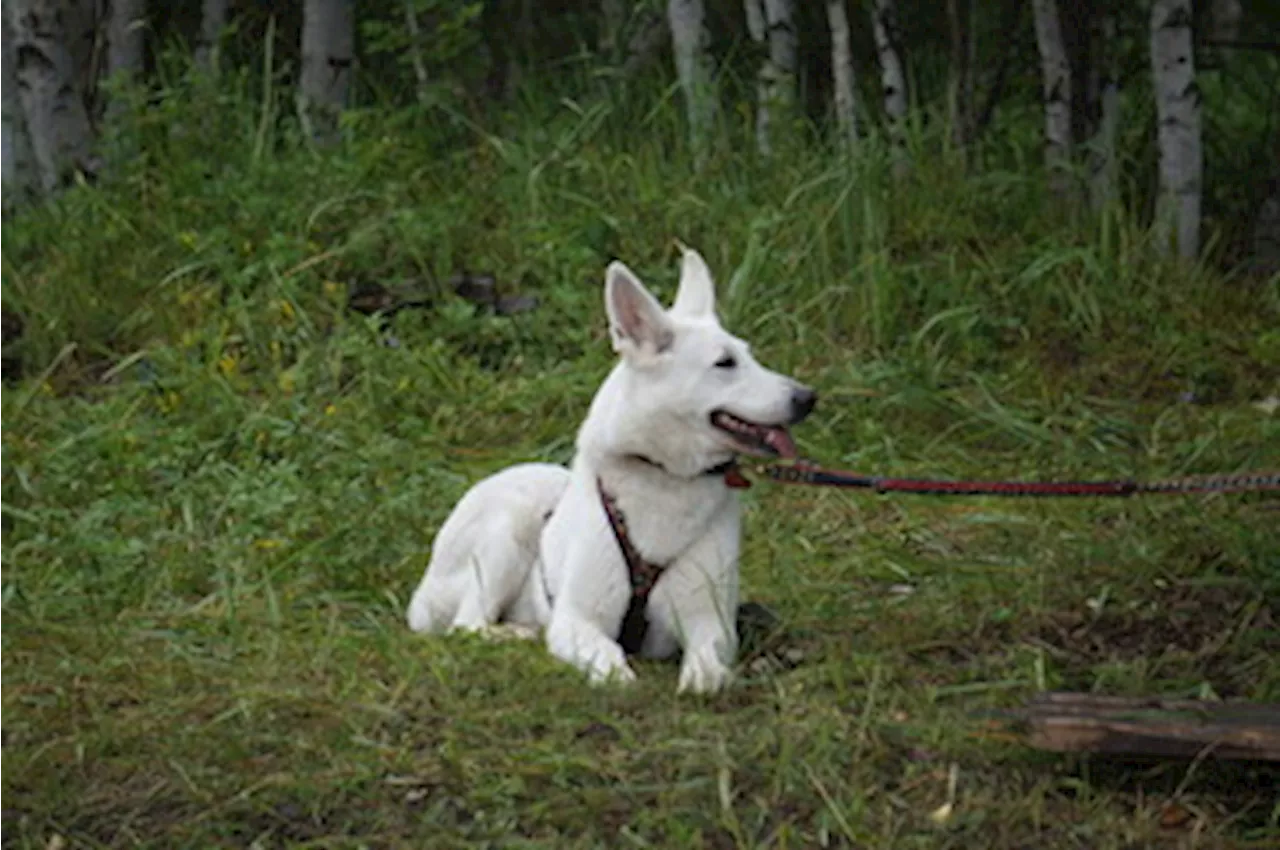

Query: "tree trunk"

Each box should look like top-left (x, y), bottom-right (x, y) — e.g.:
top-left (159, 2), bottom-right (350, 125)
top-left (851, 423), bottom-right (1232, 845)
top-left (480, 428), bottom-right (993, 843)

top-left (6, 0), bottom-right (96, 194)
top-left (1150, 0), bottom-right (1201, 259)
top-left (104, 0), bottom-right (145, 123)
top-left (1088, 10), bottom-right (1119, 212)
top-left (946, 0), bottom-right (973, 152)
top-left (870, 0), bottom-right (907, 177)
top-left (63, 0), bottom-right (99, 111)
top-left (763, 0), bottom-right (796, 147)
top-left (298, 0), bottom-right (355, 146)
top-left (2, 10), bottom-right (38, 206)
top-left (668, 0), bottom-right (716, 162)
top-left (1031, 0), bottom-right (1073, 199)
top-left (826, 0), bottom-right (857, 151)
top-left (194, 0), bottom-right (229, 73)
top-left (105, 0), bottom-right (144, 80)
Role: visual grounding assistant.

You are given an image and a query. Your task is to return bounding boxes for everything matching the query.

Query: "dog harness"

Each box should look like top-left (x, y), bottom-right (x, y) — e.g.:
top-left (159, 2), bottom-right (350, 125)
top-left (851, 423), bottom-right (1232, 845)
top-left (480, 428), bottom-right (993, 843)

top-left (597, 478), bottom-right (664, 655)
top-left (596, 456), bottom-right (752, 655)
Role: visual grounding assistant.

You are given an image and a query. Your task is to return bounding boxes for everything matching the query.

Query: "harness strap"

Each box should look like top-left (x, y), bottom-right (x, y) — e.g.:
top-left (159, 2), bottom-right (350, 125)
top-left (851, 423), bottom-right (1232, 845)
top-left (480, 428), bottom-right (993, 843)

top-left (597, 478), bottom-right (668, 655)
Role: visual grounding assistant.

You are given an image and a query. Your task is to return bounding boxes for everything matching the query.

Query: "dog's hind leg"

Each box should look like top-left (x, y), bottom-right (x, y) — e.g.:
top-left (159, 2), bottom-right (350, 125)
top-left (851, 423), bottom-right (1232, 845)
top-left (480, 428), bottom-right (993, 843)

top-left (448, 524), bottom-right (535, 632)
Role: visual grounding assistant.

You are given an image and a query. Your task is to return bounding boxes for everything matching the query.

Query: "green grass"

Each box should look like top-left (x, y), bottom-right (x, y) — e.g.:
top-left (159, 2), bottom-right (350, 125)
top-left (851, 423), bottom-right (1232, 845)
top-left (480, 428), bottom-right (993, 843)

top-left (3, 63), bottom-right (1280, 848)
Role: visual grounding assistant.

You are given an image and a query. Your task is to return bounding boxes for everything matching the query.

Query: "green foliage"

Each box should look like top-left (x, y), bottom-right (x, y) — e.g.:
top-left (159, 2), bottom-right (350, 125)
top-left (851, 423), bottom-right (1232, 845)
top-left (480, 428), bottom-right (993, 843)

top-left (360, 0), bottom-right (486, 103)
top-left (3, 45), bottom-right (1279, 849)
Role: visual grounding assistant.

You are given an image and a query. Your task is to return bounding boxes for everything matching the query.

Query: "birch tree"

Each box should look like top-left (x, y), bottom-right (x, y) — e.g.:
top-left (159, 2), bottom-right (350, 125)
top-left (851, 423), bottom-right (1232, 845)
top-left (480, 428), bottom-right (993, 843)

top-left (6, 0), bottom-right (95, 193)
top-left (760, 0), bottom-right (797, 155)
top-left (298, 0), bottom-right (355, 146)
top-left (1031, 0), bottom-right (1072, 199)
top-left (2, 10), bottom-right (37, 205)
top-left (194, 0), bottom-right (229, 73)
top-left (826, 0), bottom-right (857, 151)
top-left (105, 0), bottom-right (145, 82)
top-left (1150, 0), bottom-right (1201, 258)
top-left (668, 0), bottom-right (716, 161)
top-left (870, 0), bottom-right (907, 177)
top-left (104, 0), bottom-right (146, 123)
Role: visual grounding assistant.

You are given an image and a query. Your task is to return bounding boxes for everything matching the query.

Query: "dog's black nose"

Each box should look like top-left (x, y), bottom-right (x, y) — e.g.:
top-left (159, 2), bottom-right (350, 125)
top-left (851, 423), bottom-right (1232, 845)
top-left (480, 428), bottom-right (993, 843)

top-left (789, 386), bottom-right (817, 423)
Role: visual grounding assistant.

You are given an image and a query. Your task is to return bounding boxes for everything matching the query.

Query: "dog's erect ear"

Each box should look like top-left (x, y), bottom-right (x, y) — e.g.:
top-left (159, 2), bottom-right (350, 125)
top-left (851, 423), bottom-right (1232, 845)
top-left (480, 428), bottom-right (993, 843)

top-left (670, 244), bottom-right (717, 319)
top-left (606, 261), bottom-right (674, 359)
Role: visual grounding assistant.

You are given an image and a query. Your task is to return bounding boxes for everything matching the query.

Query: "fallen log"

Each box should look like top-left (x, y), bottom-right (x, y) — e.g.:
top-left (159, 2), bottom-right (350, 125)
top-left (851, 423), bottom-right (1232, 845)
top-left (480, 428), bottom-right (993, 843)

top-left (990, 692), bottom-right (1280, 762)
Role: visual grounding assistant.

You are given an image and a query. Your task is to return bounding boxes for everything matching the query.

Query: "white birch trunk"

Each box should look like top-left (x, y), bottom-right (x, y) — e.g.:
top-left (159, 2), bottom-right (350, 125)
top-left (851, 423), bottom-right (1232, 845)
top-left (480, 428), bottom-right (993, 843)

top-left (1150, 0), bottom-right (1201, 259)
top-left (298, 0), bottom-right (355, 146)
top-left (668, 0), bottom-right (716, 161)
top-left (1088, 10), bottom-right (1119, 212)
top-left (871, 0), bottom-right (907, 177)
top-left (826, 0), bottom-right (857, 151)
top-left (6, 0), bottom-right (96, 193)
top-left (1031, 0), bottom-right (1072, 198)
top-left (105, 0), bottom-right (144, 81)
top-left (763, 0), bottom-right (796, 151)
top-left (2, 10), bottom-right (38, 205)
top-left (104, 0), bottom-right (145, 124)
top-left (194, 0), bottom-right (229, 73)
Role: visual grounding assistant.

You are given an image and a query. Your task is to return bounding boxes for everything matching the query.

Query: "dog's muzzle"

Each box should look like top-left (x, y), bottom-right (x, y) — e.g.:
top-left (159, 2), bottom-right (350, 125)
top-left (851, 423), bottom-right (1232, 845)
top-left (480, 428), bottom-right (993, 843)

top-left (789, 386), bottom-right (817, 424)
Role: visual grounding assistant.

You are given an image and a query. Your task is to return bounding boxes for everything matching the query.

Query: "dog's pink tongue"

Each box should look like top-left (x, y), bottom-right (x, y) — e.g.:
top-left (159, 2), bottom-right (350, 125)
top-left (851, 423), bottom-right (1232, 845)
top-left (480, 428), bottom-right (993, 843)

top-left (765, 427), bottom-right (797, 459)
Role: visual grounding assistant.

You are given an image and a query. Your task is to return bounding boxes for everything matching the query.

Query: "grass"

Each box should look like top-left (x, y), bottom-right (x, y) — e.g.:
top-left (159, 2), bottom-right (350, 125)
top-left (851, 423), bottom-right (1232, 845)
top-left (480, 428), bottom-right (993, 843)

top-left (3, 58), bottom-right (1280, 848)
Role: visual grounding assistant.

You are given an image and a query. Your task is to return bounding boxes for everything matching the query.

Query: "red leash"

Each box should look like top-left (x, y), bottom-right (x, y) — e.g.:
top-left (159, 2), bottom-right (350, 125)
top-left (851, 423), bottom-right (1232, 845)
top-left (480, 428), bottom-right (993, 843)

top-left (727, 461), bottom-right (1280, 497)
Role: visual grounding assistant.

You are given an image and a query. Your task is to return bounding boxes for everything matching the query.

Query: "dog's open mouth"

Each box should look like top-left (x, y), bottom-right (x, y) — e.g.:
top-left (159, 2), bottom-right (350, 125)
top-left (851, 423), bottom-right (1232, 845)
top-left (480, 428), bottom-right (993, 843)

top-left (710, 411), bottom-right (797, 458)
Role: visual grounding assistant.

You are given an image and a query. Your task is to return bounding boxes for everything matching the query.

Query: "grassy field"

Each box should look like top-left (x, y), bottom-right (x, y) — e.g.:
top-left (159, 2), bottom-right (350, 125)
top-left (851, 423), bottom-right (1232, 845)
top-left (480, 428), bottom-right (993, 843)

top-left (3, 66), bottom-right (1280, 848)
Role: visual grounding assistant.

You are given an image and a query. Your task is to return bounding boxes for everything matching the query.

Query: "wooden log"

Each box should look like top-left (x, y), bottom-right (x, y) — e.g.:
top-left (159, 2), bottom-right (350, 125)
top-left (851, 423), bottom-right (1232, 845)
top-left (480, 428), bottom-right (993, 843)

top-left (991, 692), bottom-right (1280, 762)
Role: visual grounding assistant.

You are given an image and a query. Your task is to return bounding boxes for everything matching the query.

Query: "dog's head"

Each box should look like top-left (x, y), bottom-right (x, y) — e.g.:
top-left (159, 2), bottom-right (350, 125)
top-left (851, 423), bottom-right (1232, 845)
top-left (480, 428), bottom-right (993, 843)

top-left (601, 246), bottom-right (816, 471)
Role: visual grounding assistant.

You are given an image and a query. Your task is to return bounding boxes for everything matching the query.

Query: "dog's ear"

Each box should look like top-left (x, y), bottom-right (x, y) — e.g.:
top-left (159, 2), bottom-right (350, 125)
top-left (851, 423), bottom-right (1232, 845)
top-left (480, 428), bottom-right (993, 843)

top-left (671, 245), bottom-right (717, 319)
top-left (606, 261), bottom-right (673, 360)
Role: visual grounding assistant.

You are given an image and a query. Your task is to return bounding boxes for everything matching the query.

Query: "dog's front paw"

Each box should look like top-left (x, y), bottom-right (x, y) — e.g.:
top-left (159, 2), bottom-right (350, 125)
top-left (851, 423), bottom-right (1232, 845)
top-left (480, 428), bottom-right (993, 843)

top-left (678, 646), bottom-right (733, 694)
top-left (586, 647), bottom-right (637, 686)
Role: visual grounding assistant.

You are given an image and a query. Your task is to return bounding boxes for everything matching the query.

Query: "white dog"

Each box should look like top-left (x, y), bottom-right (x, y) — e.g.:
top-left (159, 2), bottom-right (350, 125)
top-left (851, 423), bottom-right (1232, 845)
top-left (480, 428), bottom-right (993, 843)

top-left (407, 246), bottom-right (815, 693)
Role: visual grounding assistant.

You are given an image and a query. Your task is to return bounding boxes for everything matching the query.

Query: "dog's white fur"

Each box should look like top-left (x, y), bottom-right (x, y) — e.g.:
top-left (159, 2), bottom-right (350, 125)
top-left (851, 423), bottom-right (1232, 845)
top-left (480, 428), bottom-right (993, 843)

top-left (407, 246), bottom-right (812, 693)
top-left (406, 463), bottom-right (568, 634)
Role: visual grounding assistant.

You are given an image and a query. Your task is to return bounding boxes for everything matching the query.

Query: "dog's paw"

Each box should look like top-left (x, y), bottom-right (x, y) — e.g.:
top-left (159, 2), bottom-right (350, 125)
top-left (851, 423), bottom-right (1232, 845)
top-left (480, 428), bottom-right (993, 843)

top-left (677, 646), bottom-right (734, 694)
top-left (586, 650), bottom-right (637, 687)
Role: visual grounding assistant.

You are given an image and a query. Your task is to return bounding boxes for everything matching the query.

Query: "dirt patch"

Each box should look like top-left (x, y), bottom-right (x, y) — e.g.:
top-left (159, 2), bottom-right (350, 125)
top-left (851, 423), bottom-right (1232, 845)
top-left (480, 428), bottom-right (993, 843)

top-left (1035, 582), bottom-right (1277, 697)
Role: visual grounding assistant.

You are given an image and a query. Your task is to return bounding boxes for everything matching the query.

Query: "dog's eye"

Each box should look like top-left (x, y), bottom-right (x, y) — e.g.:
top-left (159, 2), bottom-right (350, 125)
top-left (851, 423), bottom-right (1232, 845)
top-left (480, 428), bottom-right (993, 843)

top-left (714, 355), bottom-right (737, 369)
